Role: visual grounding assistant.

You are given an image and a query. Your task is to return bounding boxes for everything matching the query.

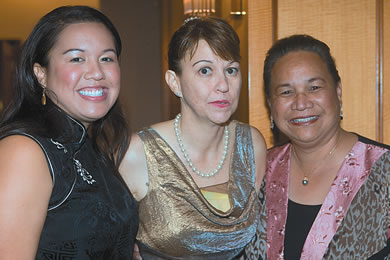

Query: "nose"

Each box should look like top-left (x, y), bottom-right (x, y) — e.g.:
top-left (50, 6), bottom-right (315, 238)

top-left (84, 61), bottom-right (104, 81)
top-left (216, 72), bottom-right (229, 93)
top-left (292, 92), bottom-right (313, 111)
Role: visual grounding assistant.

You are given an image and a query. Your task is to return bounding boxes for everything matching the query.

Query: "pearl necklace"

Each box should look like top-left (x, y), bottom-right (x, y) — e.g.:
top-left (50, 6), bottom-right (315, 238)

top-left (174, 114), bottom-right (229, 177)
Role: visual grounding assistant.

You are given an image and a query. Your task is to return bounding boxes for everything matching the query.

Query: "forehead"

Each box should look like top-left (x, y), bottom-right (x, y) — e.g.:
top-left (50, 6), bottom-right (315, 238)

top-left (52, 22), bottom-right (114, 50)
top-left (272, 51), bottom-right (329, 78)
top-left (184, 40), bottom-right (214, 61)
top-left (183, 39), bottom-right (234, 65)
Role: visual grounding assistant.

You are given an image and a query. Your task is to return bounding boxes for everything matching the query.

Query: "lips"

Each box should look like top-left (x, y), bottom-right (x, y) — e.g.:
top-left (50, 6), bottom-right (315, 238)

top-left (290, 115), bottom-right (319, 125)
top-left (209, 100), bottom-right (230, 108)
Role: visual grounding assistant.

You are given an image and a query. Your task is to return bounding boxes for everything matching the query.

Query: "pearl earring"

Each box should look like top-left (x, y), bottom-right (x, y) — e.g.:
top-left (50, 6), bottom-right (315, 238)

top-left (270, 116), bottom-right (275, 130)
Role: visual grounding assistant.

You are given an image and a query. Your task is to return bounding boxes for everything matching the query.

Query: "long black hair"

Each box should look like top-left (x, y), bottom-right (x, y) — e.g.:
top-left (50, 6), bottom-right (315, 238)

top-left (0, 5), bottom-right (129, 170)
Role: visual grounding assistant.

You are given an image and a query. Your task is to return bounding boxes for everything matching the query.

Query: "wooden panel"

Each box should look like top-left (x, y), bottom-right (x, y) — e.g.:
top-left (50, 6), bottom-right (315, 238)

top-left (248, 0), bottom-right (274, 147)
top-left (383, 0), bottom-right (390, 144)
top-left (277, 0), bottom-right (378, 141)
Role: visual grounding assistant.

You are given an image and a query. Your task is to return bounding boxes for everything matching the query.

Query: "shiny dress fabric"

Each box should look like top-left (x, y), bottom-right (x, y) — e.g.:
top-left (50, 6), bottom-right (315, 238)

top-left (4, 108), bottom-right (138, 259)
top-left (243, 135), bottom-right (390, 260)
top-left (137, 122), bottom-right (260, 259)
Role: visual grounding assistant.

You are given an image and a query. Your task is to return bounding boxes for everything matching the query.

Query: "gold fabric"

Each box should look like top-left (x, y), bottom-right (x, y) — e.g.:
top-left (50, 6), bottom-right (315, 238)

top-left (137, 122), bottom-right (260, 259)
top-left (200, 189), bottom-right (231, 212)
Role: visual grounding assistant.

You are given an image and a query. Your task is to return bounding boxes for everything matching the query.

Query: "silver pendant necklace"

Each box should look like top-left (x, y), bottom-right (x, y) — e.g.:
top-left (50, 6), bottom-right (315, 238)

top-left (292, 134), bottom-right (340, 185)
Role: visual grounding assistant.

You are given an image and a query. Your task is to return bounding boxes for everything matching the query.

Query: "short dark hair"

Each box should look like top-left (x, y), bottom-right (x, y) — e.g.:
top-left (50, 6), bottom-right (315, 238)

top-left (168, 17), bottom-right (240, 74)
top-left (0, 5), bottom-right (129, 170)
top-left (263, 34), bottom-right (341, 98)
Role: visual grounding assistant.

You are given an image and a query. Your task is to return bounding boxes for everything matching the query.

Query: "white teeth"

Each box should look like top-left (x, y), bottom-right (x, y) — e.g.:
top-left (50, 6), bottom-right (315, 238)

top-left (79, 89), bottom-right (104, 97)
top-left (292, 116), bottom-right (318, 123)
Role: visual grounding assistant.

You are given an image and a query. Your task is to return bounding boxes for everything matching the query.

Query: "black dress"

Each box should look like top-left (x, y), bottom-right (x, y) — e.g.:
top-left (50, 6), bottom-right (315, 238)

top-left (6, 108), bottom-right (138, 259)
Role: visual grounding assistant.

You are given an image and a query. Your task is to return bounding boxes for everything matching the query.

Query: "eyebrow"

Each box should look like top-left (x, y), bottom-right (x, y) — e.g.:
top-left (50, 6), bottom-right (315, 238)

top-left (192, 59), bottom-right (238, 67)
top-left (308, 77), bottom-right (326, 83)
top-left (192, 59), bottom-right (212, 67)
top-left (62, 48), bottom-right (117, 55)
top-left (275, 83), bottom-right (291, 88)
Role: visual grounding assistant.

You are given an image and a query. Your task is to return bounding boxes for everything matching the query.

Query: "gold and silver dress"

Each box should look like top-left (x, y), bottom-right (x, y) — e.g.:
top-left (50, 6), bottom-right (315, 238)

top-left (137, 122), bottom-right (259, 259)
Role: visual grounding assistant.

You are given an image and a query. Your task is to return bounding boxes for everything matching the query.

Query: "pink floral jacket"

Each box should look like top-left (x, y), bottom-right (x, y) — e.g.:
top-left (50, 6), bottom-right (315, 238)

top-left (244, 136), bottom-right (390, 259)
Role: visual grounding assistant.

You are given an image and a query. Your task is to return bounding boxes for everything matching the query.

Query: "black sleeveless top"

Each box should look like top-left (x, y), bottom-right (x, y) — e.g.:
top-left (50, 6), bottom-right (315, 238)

top-left (284, 199), bottom-right (321, 260)
top-left (5, 109), bottom-right (138, 259)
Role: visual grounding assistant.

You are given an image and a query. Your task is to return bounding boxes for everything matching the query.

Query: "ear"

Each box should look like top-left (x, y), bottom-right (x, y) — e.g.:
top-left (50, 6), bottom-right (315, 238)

top-left (165, 70), bottom-right (182, 98)
top-left (336, 81), bottom-right (342, 102)
top-left (33, 63), bottom-right (47, 88)
top-left (266, 99), bottom-right (271, 109)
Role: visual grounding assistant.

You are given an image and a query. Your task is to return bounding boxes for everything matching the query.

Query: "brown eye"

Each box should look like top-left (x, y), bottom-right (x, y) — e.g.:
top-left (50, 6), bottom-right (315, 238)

top-left (100, 57), bottom-right (114, 62)
top-left (70, 57), bottom-right (83, 63)
top-left (226, 67), bottom-right (238, 75)
top-left (199, 67), bottom-right (211, 75)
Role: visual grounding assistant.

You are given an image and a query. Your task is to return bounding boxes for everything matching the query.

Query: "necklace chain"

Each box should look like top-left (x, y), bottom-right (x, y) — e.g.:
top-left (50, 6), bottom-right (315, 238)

top-left (292, 134), bottom-right (340, 185)
top-left (174, 113), bottom-right (229, 177)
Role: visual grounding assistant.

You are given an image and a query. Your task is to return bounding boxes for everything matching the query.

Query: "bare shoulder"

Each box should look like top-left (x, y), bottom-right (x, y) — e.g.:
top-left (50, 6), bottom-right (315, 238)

top-left (151, 120), bottom-right (174, 136)
top-left (0, 134), bottom-right (52, 195)
top-left (248, 125), bottom-right (266, 150)
top-left (248, 125), bottom-right (267, 192)
top-left (0, 135), bottom-right (52, 257)
top-left (0, 135), bottom-right (52, 179)
top-left (119, 133), bottom-right (149, 201)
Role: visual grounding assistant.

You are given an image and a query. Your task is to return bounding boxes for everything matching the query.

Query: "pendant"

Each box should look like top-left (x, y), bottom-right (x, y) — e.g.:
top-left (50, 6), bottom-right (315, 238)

top-left (302, 176), bottom-right (309, 185)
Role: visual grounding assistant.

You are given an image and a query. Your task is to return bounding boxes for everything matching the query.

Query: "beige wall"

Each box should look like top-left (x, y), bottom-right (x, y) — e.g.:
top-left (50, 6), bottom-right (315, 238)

top-left (0, 0), bottom-right (99, 41)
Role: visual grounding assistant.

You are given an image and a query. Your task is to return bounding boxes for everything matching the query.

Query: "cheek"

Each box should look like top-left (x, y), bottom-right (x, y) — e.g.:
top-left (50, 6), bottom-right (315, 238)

top-left (107, 66), bottom-right (121, 88)
top-left (50, 66), bottom-right (81, 89)
top-left (270, 100), bottom-right (289, 118)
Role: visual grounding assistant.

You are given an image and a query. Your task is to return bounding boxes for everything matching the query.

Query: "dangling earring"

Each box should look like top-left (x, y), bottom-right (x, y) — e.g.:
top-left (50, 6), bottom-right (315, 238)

top-left (340, 104), bottom-right (343, 120)
top-left (42, 88), bottom-right (47, 105)
top-left (270, 116), bottom-right (275, 130)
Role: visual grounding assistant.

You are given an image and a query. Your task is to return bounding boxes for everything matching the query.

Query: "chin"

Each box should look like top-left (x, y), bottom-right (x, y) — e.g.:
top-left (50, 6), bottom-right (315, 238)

top-left (83, 112), bottom-right (109, 122)
top-left (212, 115), bottom-right (232, 125)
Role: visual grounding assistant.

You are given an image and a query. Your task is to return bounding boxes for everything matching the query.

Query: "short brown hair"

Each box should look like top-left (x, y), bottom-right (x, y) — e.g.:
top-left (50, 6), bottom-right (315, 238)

top-left (168, 17), bottom-right (240, 74)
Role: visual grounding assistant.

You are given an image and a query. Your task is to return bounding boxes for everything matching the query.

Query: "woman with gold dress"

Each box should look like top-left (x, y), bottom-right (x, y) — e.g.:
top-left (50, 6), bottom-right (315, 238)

top-left (120, 17), bottom-right (267, 259)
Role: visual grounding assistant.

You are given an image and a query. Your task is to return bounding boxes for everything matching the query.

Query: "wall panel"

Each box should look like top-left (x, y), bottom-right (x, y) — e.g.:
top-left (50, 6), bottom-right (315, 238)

top-left (248, 0), bottom-right (274, 147)
top-left (383, 0), bottom-right (390, 144)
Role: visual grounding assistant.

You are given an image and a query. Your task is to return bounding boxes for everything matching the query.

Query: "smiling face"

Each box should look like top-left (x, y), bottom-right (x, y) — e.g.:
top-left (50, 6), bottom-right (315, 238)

top-left (268, 51), bottom-right (342, 145)
top-left (34, 22), bottom-right (120, 127)
top-left (167, 39), bottom-right (241, 125)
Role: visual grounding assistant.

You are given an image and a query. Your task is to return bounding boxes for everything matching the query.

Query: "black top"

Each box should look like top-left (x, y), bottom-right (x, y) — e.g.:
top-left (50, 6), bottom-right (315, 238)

top-left (5, 108), bottom-right (138, 259)
top-left (284, 199), bottom-right (321, 260)
top-left (283, 136), bottom-right (390, 260)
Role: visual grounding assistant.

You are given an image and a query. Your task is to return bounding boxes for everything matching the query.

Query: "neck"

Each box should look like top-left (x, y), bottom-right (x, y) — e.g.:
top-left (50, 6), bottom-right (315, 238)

top-left (292, 129), bottom-right (343, 161)
top-left (178, 114), bottom-right (228, 151)
top-left (174, 113), bottom-right (230, 178)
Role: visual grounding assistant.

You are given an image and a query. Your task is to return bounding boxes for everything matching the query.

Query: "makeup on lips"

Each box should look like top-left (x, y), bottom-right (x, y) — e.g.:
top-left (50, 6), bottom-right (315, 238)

top-left (78, 87), bottom-right (107, 101)
top-left (290, 115), bottom-right (319, 126)
top-left (209, 100), bottom-right (230, 108)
